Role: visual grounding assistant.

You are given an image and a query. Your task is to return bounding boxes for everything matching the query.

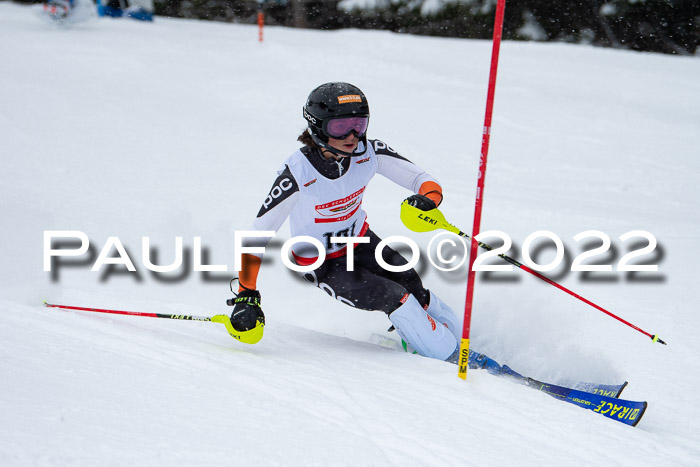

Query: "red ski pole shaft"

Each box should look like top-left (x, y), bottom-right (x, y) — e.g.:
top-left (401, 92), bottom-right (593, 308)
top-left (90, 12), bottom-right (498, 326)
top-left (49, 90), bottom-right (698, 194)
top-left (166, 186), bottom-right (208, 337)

top-left (458, 0), bottom-right (507, 380)
top-left (43, 301), bottom-right (212, 321)
top-left (400, 201), bottom-right (668, 347)
top-left (453, 229), bottom-right (667, 346)
top-left (517, 263), bottom-right (665, 343)
top-left (43, 301), bottom-right (262, 344)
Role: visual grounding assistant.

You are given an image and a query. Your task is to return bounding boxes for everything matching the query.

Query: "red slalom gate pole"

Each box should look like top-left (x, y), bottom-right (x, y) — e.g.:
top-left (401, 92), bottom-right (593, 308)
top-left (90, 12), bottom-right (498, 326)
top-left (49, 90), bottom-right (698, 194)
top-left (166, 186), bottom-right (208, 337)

top-left (458, 0), bottom-right (507, 380)
top-left (258, 12), bottom-right (264, 43)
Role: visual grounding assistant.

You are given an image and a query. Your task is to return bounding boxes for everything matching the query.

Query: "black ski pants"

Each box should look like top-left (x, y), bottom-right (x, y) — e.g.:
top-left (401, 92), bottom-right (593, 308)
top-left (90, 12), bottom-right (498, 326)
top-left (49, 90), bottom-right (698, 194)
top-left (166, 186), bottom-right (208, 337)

top-left (298, 229), bottom-right (428, 314)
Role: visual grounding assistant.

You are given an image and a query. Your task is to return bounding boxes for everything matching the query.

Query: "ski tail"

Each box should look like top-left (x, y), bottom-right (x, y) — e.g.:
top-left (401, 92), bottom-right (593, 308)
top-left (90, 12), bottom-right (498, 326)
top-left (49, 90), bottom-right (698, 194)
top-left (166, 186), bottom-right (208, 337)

top-left (394, 339), bottom-right (645, 426)
top-left (526, 379), bottom-right (646, 427)
top-left (564, 380), bottom-right (628, 399)
top-left (468, 350), bottom-right (646, 426)
top-left (468, 351), bottom-right (628, 398)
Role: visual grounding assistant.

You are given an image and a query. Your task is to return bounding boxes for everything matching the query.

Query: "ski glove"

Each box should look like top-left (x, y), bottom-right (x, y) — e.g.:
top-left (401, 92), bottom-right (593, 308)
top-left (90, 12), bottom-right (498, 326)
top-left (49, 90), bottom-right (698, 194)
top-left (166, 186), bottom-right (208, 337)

top-left (227, 289), bottom-right (265, 332)
top-left (405, 194), bottom-right (437, 211)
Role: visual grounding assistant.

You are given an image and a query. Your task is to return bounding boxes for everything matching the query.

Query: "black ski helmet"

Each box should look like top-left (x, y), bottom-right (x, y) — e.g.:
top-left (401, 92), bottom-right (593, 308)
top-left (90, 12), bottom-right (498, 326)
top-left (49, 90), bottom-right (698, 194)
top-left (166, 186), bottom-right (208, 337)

top-left (303, 82), bottom-right (370, 157)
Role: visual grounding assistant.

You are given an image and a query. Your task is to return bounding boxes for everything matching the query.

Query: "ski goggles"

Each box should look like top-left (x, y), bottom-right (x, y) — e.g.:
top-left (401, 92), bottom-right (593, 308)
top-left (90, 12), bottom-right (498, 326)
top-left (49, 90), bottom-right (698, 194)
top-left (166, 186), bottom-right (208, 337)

top-left (323, 116), bottom-right (369, 139)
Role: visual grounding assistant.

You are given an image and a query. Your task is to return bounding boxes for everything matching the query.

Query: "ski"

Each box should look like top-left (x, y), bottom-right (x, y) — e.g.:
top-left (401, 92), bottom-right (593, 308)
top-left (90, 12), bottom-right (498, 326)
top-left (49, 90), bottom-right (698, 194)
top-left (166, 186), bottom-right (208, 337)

top-left (377, 334), bottom-right (631, 401)
top-left (468, 350), bottom-right (646, 427)
top-left (468, 350), bottom-right (627, 398)
top-left (560, 379), bottom-right (628, 398)
top-left (523, 377), bottom-right (647, 426)
top-left (376, 334), bottom-right (629, 400)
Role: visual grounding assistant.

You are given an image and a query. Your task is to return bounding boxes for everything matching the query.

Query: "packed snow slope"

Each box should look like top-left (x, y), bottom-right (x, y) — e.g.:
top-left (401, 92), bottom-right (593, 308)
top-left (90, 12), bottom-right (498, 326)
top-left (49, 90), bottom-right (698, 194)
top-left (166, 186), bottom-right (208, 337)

top-left (2, 2), bottom-right (700, 465)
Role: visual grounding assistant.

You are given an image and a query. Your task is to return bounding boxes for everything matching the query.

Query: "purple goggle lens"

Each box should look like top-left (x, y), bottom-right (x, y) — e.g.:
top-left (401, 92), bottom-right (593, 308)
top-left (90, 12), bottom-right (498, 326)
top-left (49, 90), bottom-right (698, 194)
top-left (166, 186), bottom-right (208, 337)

top-left (324, 117), bottom-right (369, 139)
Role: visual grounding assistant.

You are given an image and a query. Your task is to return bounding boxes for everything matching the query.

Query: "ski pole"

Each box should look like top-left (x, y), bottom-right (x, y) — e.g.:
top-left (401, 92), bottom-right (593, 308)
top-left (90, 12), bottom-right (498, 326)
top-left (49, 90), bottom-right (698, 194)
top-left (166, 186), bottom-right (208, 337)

top-left (43, 301), bottom-right (248, 342)
top-left (399, 201), bottom-right (667, 345)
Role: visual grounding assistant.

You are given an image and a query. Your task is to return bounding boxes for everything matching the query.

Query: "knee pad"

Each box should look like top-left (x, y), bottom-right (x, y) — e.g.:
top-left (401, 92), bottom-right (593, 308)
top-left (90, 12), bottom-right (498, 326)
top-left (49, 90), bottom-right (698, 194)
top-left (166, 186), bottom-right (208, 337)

top-left (389, 294), bottom-right (457, 361)
top-left (426, 290), bottom-right (461, 341)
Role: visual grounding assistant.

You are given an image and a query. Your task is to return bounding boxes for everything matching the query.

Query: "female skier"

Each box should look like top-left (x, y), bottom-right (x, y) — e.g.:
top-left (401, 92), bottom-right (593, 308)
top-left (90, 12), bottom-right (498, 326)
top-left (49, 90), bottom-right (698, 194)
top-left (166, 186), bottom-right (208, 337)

top-left (226, 82), bottom-right (460, 362)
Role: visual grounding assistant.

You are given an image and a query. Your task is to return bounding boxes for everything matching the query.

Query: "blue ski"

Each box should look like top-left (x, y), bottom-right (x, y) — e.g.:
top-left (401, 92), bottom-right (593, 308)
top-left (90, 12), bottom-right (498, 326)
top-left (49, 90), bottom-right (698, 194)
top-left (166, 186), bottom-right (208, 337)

top-left (468, 350), bottom-right (627, 398)
top-left (468, 350), bottom-right (646, 426)
top-left (523, 377), bottom-right (647, 426)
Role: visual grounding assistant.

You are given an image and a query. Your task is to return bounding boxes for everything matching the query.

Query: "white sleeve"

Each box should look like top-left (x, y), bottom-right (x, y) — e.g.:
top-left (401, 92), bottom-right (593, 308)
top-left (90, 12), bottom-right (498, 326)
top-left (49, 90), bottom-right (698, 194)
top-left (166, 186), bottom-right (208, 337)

top-left (242, 165), bottom-right (300, 258)
top-left (373, 140), bottom-right (439, 192)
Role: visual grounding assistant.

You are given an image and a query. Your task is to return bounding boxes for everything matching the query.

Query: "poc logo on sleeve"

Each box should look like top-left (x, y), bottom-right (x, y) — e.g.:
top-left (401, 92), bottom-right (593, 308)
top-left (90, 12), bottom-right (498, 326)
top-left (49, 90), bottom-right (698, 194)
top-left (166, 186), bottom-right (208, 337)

top-left (373, 140), bottom-right (397, 154)
top-left (263, 178), bottom-right (294, 208)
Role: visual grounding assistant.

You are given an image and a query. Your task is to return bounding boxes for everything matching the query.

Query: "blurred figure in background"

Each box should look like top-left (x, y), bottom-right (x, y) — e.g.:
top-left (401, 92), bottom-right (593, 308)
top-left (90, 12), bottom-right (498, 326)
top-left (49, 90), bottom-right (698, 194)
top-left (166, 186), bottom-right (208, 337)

top-left (98, 0), bottom-right (154, 21)
top-left (43, 0), bottom-right (74, 20)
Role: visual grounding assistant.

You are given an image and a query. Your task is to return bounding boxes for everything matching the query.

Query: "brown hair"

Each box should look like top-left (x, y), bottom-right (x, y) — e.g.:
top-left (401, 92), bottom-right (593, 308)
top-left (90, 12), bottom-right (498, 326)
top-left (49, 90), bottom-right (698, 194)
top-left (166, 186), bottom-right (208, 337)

top-left (297, 129), bottom-right (318, 148)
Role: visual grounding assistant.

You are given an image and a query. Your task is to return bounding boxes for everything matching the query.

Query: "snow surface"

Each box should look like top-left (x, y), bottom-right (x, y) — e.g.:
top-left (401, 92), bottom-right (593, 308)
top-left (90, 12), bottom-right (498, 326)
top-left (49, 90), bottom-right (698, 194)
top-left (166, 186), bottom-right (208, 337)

top-left (2, 2), bottom-right (700, 465)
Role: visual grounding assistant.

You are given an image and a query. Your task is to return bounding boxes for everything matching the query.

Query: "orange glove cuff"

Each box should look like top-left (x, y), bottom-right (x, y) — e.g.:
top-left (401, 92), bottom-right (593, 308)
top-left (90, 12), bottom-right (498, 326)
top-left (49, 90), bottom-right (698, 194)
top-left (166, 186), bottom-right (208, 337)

top-left (419, 181), bottom-right (443, 207)
top-left (238, 254), bottom-right (262, 292)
